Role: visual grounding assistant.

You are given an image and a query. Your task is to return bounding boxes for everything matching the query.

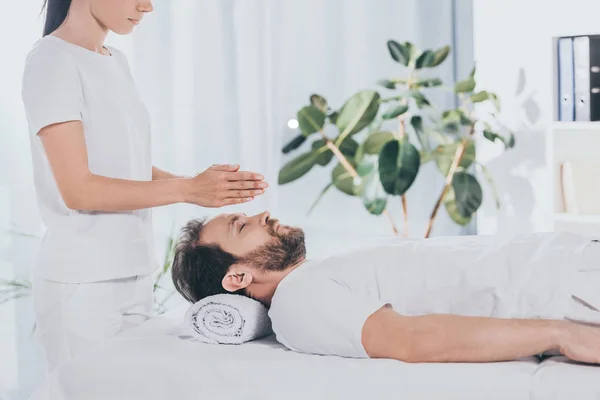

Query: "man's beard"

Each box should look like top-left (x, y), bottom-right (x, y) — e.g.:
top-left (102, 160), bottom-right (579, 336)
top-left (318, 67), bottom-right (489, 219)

top-left (239, 219), bottom-right (306, 272)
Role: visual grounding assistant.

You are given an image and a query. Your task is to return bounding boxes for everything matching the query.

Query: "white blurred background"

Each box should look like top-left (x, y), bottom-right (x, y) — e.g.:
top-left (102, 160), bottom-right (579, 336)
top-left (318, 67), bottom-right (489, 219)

top-left (2, 0), bottom-right (600, 398)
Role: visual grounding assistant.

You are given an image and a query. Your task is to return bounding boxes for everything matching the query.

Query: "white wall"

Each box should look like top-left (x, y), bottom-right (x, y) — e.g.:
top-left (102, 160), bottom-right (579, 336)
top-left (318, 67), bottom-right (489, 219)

top-left (473, 0), bottom-right (600, 236)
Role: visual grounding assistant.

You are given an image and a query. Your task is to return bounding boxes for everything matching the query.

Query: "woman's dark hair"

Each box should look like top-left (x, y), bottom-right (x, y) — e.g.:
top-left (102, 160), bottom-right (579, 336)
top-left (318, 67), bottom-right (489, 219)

top-left (171, 218), bottom-right (241, 303)
top-left (42, 0), bottom-right (72, 36)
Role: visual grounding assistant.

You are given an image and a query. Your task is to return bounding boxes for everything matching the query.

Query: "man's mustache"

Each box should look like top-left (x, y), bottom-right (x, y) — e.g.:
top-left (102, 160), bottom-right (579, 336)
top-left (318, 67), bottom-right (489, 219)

top-left (267, 218), bottom-right (280, 235)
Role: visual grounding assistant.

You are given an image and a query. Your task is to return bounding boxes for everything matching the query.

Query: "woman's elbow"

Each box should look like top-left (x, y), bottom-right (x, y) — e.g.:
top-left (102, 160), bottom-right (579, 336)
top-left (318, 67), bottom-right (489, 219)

top-left (62, 189), bottom-right (91, 211)
top-left (63, 195), bottom-right (85, 211)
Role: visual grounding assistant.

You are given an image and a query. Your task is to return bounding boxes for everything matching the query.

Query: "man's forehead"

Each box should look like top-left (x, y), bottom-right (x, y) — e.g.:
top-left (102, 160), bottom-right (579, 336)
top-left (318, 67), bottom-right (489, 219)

top-left (201, 214), bottom-right (232, 241)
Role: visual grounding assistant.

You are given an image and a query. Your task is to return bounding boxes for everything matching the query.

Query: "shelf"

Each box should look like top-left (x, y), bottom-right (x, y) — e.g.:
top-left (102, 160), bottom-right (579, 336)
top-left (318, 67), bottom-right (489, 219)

top-left (551, 121), bottom-right (600, 131)
top-left (553, 213), bottom-right (600, 224)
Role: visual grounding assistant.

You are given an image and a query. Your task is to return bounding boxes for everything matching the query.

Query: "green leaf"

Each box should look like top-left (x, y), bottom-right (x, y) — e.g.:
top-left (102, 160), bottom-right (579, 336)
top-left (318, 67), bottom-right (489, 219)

top-left (414, 78), bottom-right (443, 88)
top-left (442, 109), bottom-right (472, 126)
top-left (470, 91), bottom-right (501, 111)
top-left (469, 66), bottom-right (477, 78)
top-left (410, 116), bottom-right (428, 151)
top-left (430, 45), bottom-right (451, 67)
top-left (387, 40), bottom-right (410, 66)
top-left (359, 159), bottom-right (387, 215)
top-left (378, 138), bottom-right (421, 196)
top-left (278, 152), bottom-right (317, 184)
top-left (452, 171), bottom-right (483, 218)
top-left (308, 182), bottom-right (334, 215)
top-left (310, 94), bottom-right (328, 113)
top-left (332, 162), bottom-right (358, 196)
top-left (336, 91), bottom-right (381, 142)
top-left (356, 159), bottom-right (376, 177)
top-left (434, 140), bottom-right (476, 176)
top-left (339, 137), bottom-right (359, 158)
top-left (328, 110), bottom-right (339, 124)
top-left (355, 121), bottom-right (382, 163)
top-left (311, 140), bottom-right (334, 166)
top-left (478, 163), bottom-right (501, 209)
top-left (354, 144), bottom-right (366, 164)
top-left (483, 130), bottom-right (502, 144)
top-left (311, 138), bottom-right (358, 167)
top-left (363, 131), bottom-right (396, 155)
top-left (377, 79), bottom-right (396, 90)
top-left (483, 130), bottom-right (515, 150)
top-left (506, 133), bottom-right (516, 148)
top-left (382, 104), bottom-right (409, 120)
top-left (408, 91), bottom-right (431, 108)
top-left (470, 91), bottom-right (490, 103)
top-left (297, 105), bottom-right (326, 135)
top-left (454, 77), bottom-right (476, 93)
top-left (405, 42), bottom-right (418, 64)
top-left (444, 188), bottom-right (473, 226)
top-left (282, 134), bottom-right (307, 154)
top-left (490, 93), bottom-right (501, 112)
top-left (415, 50), bottom-right (436, 69)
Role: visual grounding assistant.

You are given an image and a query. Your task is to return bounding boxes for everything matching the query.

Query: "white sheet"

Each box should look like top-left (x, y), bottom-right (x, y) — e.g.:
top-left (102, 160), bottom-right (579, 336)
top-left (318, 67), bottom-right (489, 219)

top-left (532, 356), bottom-right (600, 400)
top-left (31, 305), bottom-right (600, 400)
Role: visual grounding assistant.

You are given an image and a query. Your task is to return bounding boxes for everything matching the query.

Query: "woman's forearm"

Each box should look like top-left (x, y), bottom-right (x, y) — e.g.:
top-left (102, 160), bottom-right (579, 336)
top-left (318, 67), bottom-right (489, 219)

top-left (66, 173), bottom-right (190, 211)
top-left (152, 165), bottom-right (188, 180)
top-left (403, 314), bottom-right (562, 363)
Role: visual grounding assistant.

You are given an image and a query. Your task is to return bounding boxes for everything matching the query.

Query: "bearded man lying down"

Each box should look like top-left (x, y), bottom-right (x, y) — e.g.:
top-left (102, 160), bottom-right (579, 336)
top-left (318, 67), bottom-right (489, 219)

top-left (172, 212), bottom-right (600, 364)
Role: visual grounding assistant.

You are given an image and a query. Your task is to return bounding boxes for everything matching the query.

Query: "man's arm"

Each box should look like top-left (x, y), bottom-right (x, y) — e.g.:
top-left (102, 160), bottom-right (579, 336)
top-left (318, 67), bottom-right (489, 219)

top-left (362, 307), bottom-right (562, 363)
top-left (152, 166), bottom-right (188, 180)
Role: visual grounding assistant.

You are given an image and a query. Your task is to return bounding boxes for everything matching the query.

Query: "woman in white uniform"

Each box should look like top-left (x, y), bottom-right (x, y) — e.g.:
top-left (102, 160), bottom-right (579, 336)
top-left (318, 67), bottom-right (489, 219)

top-left (21, 0), bottom-right (268, 372)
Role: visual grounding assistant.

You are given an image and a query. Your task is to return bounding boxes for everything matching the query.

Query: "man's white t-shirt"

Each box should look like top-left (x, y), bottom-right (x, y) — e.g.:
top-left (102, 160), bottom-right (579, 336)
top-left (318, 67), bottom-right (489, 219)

top-left (21, 35), bottom-right (158, 283)
top-left (268, 233), bottom-right (596, 359)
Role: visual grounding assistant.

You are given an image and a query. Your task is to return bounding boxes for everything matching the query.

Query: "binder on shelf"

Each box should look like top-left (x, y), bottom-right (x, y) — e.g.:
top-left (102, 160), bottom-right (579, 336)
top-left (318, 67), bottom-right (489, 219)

top-left (574, 36), bottom-right (591, 121)
top-left (573, 35), bottom-right (600, 121)
top-left (558, 37), bottom-right (575, 121)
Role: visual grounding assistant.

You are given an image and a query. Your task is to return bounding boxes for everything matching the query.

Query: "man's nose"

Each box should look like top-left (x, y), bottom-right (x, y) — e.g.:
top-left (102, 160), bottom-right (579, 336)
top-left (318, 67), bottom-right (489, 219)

top-left (258, 211), bottom-right (270, 226)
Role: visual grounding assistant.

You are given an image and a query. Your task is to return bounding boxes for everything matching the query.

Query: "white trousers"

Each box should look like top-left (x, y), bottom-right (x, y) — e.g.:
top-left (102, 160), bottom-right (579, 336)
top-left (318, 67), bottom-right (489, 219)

top-left (32, 275), bottom-right (154, 373)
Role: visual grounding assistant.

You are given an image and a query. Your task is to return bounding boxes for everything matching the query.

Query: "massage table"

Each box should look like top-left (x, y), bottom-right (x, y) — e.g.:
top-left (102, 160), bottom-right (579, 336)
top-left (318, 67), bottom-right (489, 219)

top-left (32, 305), bottom-right (600, 400)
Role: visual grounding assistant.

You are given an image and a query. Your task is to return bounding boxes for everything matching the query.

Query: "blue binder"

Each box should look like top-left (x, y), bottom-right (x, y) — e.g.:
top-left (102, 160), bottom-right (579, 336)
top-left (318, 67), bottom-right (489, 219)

top-left (558, 37), bottom-right (575, 121)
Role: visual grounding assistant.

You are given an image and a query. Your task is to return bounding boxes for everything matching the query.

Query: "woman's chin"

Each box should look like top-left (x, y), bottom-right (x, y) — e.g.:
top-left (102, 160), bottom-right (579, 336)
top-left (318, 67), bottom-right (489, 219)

top-left (111, 25), bottom-right (135, 35)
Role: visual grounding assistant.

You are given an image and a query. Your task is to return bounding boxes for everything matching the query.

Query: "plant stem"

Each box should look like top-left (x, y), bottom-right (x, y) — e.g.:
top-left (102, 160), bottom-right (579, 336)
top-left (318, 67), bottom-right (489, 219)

top-left (325, 140), bottom-right (357, 178)
top-left (383, 210), bottom-right (399, 236)
top-left (320, 131), bottom-right (399, 236)
top-left (397, 115), bottom-right (409, 237)
top-left (424, 136), bottom-right (470, 238)
top-left (400, 196), bottom-right (409, 237)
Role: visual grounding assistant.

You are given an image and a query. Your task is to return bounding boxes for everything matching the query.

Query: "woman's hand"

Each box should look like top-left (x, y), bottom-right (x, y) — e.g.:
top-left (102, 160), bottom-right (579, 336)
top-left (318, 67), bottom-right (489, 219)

top-left (182, 164), bottom-right (268, 208)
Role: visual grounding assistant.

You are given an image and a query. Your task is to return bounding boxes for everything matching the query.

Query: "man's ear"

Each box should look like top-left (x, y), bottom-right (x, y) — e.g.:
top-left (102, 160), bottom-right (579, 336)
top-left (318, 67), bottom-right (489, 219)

top-left (222, 265), bottom-right (253, 293)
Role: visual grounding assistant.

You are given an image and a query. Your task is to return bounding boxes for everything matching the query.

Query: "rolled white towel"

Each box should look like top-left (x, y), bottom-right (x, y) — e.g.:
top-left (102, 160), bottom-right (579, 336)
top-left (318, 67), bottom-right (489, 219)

top-left (183, 294), bottom-right (273, 344)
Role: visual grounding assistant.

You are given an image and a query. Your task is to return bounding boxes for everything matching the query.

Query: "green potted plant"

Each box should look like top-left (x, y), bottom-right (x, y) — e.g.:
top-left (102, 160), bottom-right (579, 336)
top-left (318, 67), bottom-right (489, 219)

top-left (279, 39), bottom-right (515, 237)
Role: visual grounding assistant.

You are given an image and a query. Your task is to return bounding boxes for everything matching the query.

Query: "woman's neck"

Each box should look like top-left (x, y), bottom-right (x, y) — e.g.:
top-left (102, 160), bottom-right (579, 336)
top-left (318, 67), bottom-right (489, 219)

top-left (52, 3), bottom-right (109, 55)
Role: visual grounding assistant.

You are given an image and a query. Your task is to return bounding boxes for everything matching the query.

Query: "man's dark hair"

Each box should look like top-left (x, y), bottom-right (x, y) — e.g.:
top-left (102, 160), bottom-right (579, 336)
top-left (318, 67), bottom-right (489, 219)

top-left (171, 218), bottom-right (241, 303)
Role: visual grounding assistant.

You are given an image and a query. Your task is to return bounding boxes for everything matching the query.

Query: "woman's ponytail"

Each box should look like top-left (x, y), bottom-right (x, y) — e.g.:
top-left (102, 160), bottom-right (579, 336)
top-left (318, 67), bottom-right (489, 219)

top-left (42, 0), bottom-right (72, 36)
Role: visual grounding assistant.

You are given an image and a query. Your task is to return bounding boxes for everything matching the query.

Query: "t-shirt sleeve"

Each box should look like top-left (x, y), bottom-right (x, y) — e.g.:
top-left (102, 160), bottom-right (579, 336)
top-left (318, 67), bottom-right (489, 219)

top-left (268, 278), bottom-right (388, 359)
top-left (21, 48), bottom-right (83, 135)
